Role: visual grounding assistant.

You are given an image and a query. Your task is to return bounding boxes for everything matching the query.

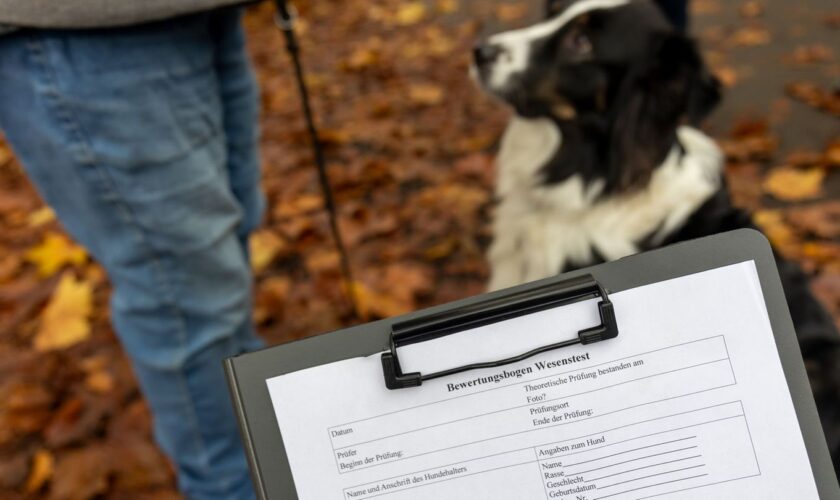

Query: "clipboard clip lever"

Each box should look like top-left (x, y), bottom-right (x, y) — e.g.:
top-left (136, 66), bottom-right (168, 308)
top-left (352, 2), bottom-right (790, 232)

top-left (381, 274), bottom-right (617, 390)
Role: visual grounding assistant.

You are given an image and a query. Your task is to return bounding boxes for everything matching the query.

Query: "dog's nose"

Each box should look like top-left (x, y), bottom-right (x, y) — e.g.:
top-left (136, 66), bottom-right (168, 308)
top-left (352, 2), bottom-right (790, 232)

top-left (473, 43), bottom-right (503, 66)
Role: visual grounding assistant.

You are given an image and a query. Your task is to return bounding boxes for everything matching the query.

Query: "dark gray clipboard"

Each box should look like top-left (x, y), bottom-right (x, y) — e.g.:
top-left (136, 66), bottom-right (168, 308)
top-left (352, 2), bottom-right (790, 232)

top-left (225, 229), bottom-right (840, 499)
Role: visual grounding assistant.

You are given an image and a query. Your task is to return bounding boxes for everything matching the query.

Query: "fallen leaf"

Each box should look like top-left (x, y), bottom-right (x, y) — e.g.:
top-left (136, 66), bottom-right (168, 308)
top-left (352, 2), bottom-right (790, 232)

top-left (436, 0), bottom-right (459, 14)
top-left (713, 65), bottom-right (739, 87)
top-left (24, 449), bottom-right (53, 494)
top-left (785, 45), bottom-right (834, 65)
top-left (343, 47), bottom-right (380, 71)
top-left (249, 230), bottom-right (287, 273)
top-left (33, 273), bottom-right (93, 351)
top-left (496, 3), bottom-right (529, 22)
top-left (305, 249), bottom-right (340, 273)
top-left (725, 162), bottom-right (763, 210)
top-left (44, 395), bottom-right (109, 448)
top-left (0, 252), bottom-right (21, 282)
top-left (49, 445), bottom-right (111, 500)
top-left (0, 140), bottom-right (11, 166)
top-left (753, 210), bottom-right (799, 257)
top-left (350, 281), bottom-right (413, 320)
top-left (691, 0), bottom-right (722, 15)
top-left (27, 207), bottom-right (56, 228)
top-left (85, 371), bottom-right (114, 394)
top-left (25, 232), bottom-right (87, 278)
top-left (728, 25), bottom-right (771, 47)
top-left (786, 82), bottom-right (840, 117)
top-left (738, 1), bottom-right (764, 19)
top-left (787, 201), bottom-right (840, 238)
top-left (785, 150), bottom-right (825, 167)
top-left (826, 138), bottom-right (840, 166)
top-left (110, 437), bottom-right (172, 491)
top-left (273, 193), bottom-right (324, 219)
top-left (395, 2), bottom-right (427, 25)
top-left (408, 83), bottom-right (445, 106)
top-left (763, 167), bottom-right (825, 201)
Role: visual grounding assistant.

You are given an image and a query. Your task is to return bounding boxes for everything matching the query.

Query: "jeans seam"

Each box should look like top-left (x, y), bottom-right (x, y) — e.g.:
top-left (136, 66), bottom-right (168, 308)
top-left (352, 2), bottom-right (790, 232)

top-left (25, 34), bottom-right (212, 469)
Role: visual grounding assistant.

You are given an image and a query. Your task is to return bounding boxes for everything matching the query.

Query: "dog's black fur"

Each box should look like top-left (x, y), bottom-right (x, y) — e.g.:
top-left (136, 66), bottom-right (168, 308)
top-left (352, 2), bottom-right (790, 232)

top-left (476, 0), bottom-right (840, 472)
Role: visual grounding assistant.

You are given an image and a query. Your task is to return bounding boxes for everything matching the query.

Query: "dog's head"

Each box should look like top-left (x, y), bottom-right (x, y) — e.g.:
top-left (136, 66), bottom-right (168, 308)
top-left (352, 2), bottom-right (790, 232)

top-left (473, 0), bottom-right (721, 191)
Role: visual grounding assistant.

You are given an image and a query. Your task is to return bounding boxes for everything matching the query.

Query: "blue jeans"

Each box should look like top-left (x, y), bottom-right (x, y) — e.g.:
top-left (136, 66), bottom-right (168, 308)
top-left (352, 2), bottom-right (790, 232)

top-left (0, 9), bottom-right (264, 499)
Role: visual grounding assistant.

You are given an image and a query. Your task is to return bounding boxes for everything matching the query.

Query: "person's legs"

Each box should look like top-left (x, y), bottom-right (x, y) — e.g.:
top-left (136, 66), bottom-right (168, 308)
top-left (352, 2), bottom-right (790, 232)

top-left (0, 10), bottom-right (259, 499)
top-left (212, 9), bottom-right (266, 354)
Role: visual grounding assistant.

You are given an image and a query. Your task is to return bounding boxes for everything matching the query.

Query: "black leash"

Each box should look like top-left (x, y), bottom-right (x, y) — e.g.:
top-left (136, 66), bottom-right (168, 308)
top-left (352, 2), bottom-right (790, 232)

top-left (273, 0), bottom-right (360, 318)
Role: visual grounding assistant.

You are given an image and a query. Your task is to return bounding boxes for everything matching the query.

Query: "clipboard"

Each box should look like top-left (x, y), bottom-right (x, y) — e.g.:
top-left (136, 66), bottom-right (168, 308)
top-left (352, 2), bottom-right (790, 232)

top-left (225, 229), bottom-right (840, 499)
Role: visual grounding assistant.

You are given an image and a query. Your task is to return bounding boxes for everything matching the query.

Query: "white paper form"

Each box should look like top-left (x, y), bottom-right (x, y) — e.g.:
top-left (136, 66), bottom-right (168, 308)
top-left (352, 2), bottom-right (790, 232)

top-left (266, 261), bottom-right (818, 500)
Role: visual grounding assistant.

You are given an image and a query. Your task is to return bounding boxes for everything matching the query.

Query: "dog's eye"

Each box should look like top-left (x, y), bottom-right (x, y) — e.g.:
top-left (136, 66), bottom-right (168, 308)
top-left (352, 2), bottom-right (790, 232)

top-left (564, 30), bottom-right (593, 57)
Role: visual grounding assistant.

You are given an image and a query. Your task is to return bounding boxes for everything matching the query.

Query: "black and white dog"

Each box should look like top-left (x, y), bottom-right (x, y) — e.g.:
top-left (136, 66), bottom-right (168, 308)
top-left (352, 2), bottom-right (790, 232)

top-left (474, 0), bottom-right (840, 470)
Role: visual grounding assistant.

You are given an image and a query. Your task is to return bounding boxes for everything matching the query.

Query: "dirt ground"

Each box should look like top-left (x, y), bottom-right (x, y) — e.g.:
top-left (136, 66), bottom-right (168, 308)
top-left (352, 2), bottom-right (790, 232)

top-left (0, 0), bottom-right (837, 498)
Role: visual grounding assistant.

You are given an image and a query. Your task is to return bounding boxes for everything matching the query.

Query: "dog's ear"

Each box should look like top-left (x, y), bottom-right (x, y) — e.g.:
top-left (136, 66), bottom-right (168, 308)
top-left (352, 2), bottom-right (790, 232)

top-left (607, 33), bottom-right (720, 192)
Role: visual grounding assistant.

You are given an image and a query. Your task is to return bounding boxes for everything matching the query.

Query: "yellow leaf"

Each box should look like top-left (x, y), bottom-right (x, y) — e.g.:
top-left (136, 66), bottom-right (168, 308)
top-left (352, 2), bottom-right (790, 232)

top-left (763, 167), bottom-right (825, 201)
top-left (85, 371), bottom-right (114, 394)
top-left (753, 209), bottom-right (799, 258)
top-left (349, 281), bottom-right (413, 321)
top-left (396, 2), bottom-right (427, 25)
top-left (33, 273), bottom-right (93, 351)
top-left (436, 0), bottom-right (459, 13)
top-left (27, 207), bottom-right (56, 228)
top-left (409, 84), bottom-right (444, 106)
top-left (249, 230), bottom-right (286, 274)
top-left (24, 449), bottom-right (53, 494)
top-left (25, 232), bottom-right (87, 277)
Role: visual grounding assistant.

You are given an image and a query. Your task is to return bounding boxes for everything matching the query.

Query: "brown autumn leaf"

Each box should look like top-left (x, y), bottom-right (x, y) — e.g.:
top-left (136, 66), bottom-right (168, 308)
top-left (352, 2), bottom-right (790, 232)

top-left (350, 281), bottom-right (413, 321)
top-left (728, 25), bottom-right (771, 47)
top-left (27, 206), bottom-right (56, 228)
top-left (25, 232), bottom-right (87, 278)
top-left (691, 0), bottom-right (722, 15)
top-left (738, 1), bottom-right (764, 19)
top-left (826, 138), bottom-right (840, 166)
top-left (249, 230), bottom-right (287, 274)
top-left (44, 395), bottom-right (109, 448)
top-left (0, 451), bottom-right (29, 490)
top-left (786, 82), bottom-right (840, 117)
top-left (24, 449), bottom-right (53, 494)
top-left (273, 193), bottom-right (324, 219)
top-left (753, 210), bottom-right (800, 257)
top-left (763, 167), bottom-right (825, 201)
top-left (496, 3), bottom-right (529, 22)
top-left (720, 119), bottom-right (777, 161)
top-left (725, 162), bottom-right (764, 210)
top-left (436, 0), bottom-right (459, 14)
top-left (49, 444), bottom-right (112, 500)
top-left (395, 2), bottom-right (427, 25)
top-left (785, 45), bottom-right (834, 65)
top-left (33, 273), bottom-right (93, 352)
top-left (787, 201), bottom-right (840, 238)
top-left (408, 83), bottom-right (445, 106)
top-left (343, 47), bottom-right (380, 72)
top-left (110, 437), bottom-right (172, 491)
top-left (785, 150), bottom-right (826, 167)
top-left (0, 252), bottom-right (21, 282)
top-left (713, 65), bottom-right (739, 87)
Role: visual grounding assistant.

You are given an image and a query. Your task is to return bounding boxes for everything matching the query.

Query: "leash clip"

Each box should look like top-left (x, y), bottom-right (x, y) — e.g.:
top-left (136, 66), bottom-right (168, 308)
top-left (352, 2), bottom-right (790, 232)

top-left (274, 1), bottom-right (299, 32)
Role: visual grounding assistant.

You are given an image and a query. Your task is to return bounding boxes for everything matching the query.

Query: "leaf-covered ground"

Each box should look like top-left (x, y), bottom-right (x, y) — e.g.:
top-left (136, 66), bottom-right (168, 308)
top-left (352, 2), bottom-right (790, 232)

top-left (0, 0), bottom-right (837, 498)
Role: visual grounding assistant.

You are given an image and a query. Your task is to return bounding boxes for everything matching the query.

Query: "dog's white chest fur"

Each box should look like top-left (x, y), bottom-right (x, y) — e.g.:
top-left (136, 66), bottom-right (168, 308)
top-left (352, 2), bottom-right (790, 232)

top-left (488, 117), bottom-right (723, 291)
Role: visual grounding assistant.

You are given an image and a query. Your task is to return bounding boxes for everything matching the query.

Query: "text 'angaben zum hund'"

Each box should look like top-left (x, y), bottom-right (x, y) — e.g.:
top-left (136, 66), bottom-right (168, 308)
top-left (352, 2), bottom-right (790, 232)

top-left (473, 0), bottom-right (840, 471)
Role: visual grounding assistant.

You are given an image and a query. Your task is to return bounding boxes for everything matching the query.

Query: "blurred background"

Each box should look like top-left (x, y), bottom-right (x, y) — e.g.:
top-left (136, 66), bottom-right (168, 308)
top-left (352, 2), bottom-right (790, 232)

top-left (0, 0), bottom-right (837, 498)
